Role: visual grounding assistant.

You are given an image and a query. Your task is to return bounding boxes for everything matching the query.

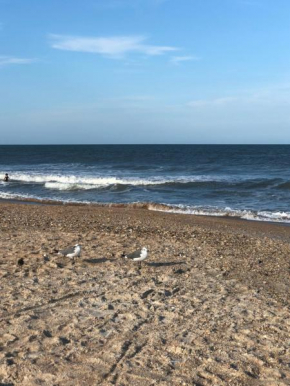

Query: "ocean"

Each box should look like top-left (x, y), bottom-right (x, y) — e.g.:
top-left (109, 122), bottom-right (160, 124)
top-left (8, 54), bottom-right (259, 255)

top-left (1, 145), bottom-right (290, 223)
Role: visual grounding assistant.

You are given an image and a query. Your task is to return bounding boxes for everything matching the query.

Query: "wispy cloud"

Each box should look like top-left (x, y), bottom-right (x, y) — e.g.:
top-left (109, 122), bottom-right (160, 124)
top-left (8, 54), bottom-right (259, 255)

top-left (188, 85), bottom-right (290, 108)
top-left (49, 34), bottom-right (178, 58)
top-left (0, 56), bottom-right (36, 67)
top-left (170, 55), bottom-right (200, 65)
top-left (188, 97), bottom-right (238, 108)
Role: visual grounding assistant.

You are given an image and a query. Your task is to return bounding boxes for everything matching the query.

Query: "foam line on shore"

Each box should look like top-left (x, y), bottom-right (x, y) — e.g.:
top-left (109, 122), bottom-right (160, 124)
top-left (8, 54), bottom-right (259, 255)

top-left (1, 192), bottom-right (290, 224)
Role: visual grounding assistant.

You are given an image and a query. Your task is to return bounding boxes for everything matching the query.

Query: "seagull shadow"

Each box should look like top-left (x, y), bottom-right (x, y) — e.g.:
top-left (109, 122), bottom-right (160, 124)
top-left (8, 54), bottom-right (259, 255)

top-left (147, 261), bottom-right (186, 267)
top-left (84, 258), bottom-right (110, 264)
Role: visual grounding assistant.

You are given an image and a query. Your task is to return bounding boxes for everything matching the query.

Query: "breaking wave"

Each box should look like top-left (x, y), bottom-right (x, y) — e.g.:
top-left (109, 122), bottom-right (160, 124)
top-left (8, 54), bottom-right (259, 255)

top-left (1, 172), bottom-right (285, 191)
top-left (44, 182), bottom-right (101, 191)
top-left (148, 204), bottom-right (290, 223)
top-left (0, 172), bottom-right (230, 190)
top-left (1, 190), bottom-right (290, 224)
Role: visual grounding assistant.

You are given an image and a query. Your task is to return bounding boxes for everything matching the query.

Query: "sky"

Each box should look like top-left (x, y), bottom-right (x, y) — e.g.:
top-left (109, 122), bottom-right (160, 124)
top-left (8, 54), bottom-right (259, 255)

top-left (0, 0), bottom-right (289, 144)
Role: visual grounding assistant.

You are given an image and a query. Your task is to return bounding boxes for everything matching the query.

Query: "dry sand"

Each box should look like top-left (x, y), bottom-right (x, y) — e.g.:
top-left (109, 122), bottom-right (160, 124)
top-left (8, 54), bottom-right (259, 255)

top-left (1, 202), bottom-right (290, 385)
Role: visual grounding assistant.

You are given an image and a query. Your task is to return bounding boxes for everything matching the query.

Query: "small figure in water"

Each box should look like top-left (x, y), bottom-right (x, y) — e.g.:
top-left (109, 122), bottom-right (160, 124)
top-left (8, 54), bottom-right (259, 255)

top-left (3, 173), bottom-right (9, 182)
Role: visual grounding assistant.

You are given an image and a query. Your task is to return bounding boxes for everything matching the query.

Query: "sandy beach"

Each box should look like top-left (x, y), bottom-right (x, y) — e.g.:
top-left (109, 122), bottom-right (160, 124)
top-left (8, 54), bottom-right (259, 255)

top-left (1, 202), bottom-right (290, 385)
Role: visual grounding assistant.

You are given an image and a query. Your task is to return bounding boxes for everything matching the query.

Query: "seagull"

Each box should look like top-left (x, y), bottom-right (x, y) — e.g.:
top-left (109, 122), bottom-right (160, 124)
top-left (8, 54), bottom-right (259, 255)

top-left (122, 247), bottom-right (148, 268)
top-left (43, 254), bottom-right (50, 262)
top-left (56, 244), bottom-right (81, 260)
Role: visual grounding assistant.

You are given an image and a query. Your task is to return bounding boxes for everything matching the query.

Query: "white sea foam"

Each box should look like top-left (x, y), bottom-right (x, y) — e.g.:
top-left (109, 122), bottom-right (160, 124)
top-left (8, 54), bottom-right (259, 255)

top-left (149, 204), bottom-right (290, 223)
top-left (0, 191), bottom-right (90, 204)
top-left (241, 210), bottom-right (290, 222)
top-left (44, 182), bottom-right (101, 190)
top-left (0, 172), bottom-right (228, 189)
top-left (1, 189), bottom-right (290, 223)
top-left (0, 191), bottom-right (41, 201)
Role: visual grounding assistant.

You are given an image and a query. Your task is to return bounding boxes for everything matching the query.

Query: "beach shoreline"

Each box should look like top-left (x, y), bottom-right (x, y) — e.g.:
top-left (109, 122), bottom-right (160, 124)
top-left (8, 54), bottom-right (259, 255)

top-left (1, 197), bottom-right (290, 228)
top-left (1, 202), bottom-right (290, 385)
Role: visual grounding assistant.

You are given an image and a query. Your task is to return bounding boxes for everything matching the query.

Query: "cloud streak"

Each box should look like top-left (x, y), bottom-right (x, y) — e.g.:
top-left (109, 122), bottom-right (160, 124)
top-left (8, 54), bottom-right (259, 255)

top-left (170, 55), bottom-right (200, 65)
top-left (0, 56), bottom-right (36, 66)
top-left (49, 34), bottom-right (178, 58)
top-left (188, 85), bottom-right (290, 108)
top-left (188, 97), bottom-right (238, 108)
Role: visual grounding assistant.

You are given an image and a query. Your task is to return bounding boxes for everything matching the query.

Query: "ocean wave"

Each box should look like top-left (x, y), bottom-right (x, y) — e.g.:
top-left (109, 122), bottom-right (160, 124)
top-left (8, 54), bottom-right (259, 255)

top-left (0, 172), bottom-right (229, 189)
top-left (236, 178), bottom-right (282, 189)
top-left (277, 181), bottom-right (290, 189)
top-left (1, 190), bottom-right (290, 224)
top-left (0, 191), bottom-right (90, 205)
top-left (148, 204), bottom-right (290, 223)
top-left (44, 182), bottom-right (103, 191)
top-left (0, 191), bottom-right (45, 201)
top-left (0, 172), bottom-right (283, 191)
top-left (44, 181), bottom-right (136, 191)
top-left (241, 210), bottom-right (290, 222)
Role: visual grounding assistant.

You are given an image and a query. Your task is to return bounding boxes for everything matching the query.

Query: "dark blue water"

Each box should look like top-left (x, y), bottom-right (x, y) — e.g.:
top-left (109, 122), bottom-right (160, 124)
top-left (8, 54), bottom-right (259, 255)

top-left (1, 145), bottom-right (290, 222)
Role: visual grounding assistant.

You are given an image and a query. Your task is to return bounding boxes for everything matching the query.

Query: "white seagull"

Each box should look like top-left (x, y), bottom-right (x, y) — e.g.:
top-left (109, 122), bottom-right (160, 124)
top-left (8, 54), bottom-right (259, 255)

top-left (123, 247), bottom-right (148, 268)
top-left (57, 244), bottom-right (81, 260)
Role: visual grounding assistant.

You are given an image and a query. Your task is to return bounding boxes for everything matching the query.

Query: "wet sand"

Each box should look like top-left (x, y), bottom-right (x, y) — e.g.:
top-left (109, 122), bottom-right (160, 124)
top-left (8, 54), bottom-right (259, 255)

top-left (1, 202), bottom-right (290, 385)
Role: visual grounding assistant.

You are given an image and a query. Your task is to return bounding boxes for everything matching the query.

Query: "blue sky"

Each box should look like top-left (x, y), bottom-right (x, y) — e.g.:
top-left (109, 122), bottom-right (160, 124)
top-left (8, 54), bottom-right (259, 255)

top-left (0, 0), bottom-right (289, 144)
